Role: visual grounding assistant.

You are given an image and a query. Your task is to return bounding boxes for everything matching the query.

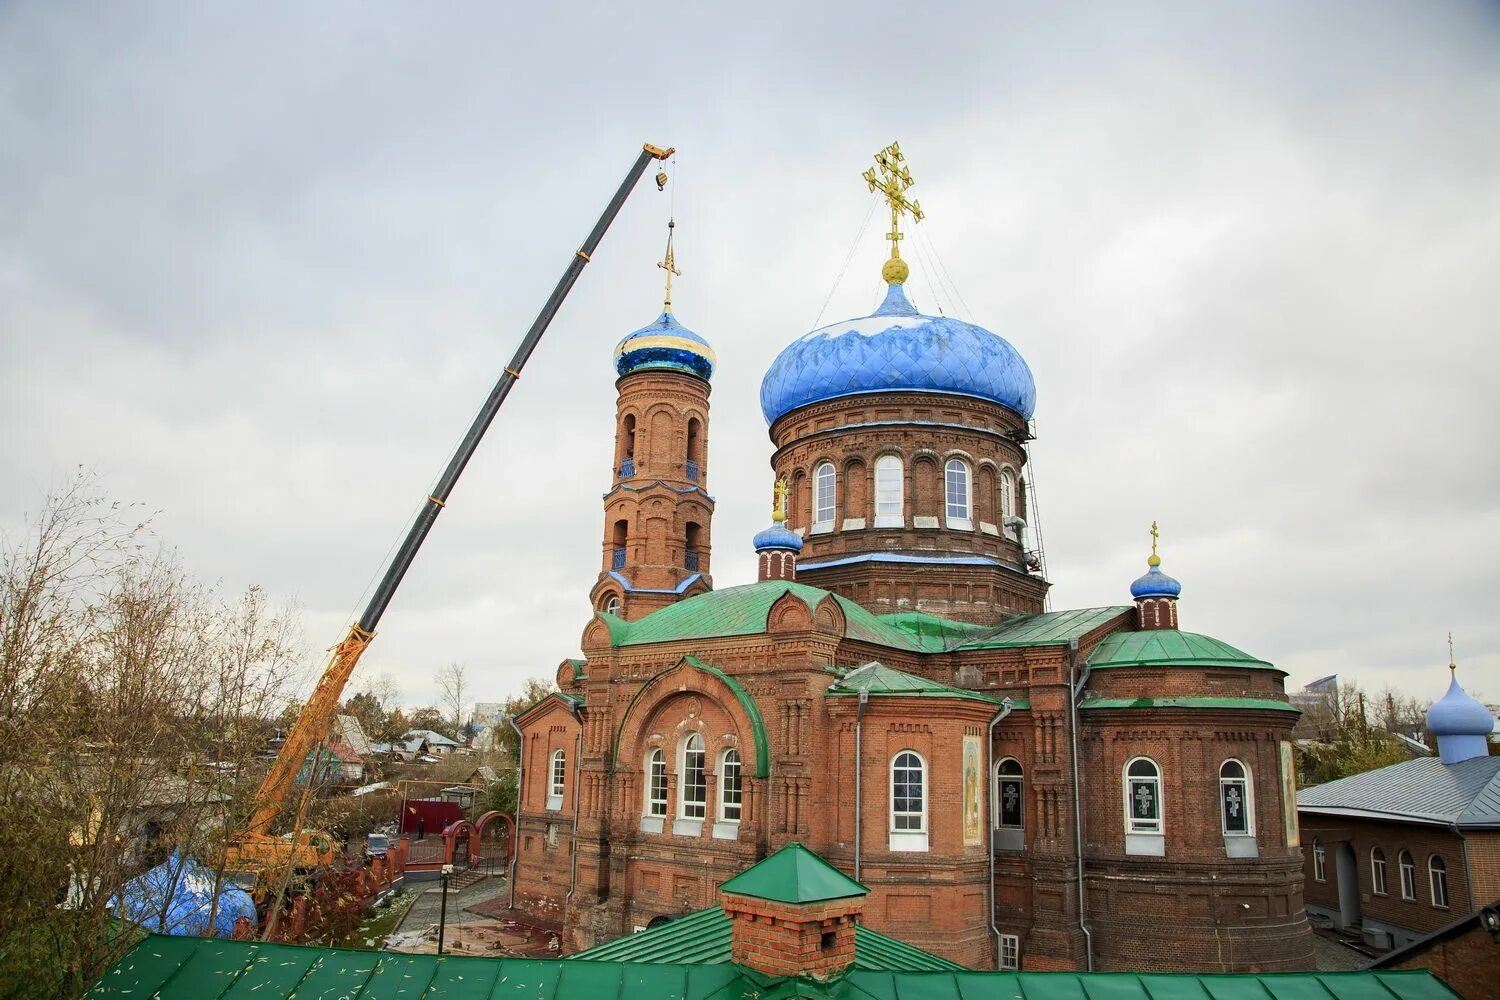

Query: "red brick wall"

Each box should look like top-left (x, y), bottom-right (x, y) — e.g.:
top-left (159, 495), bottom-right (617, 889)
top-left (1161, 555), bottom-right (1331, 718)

top-left (1389, 922), bottom-right (1500, 1000)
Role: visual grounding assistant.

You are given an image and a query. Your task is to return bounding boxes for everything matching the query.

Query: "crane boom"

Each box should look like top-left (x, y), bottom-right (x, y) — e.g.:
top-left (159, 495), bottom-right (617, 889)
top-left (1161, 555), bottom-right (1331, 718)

top-left (243, 143), bottom-right (675, 840)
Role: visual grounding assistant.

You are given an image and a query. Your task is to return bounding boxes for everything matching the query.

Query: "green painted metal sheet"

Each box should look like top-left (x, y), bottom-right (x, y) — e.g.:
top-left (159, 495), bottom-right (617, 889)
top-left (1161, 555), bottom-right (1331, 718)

top-left (952, 606), bottom-right (1132, 649)
top-left (825, 662), bottom-right (1002, 705)
top-left (1087, 630), bottom-right (1278, 671)
top-left (833, 971), bottom-right (1458, 1000)
top-left (608, 656), bottom-right (771, 778)
top-left (1081, 697), bottom-right (1299, 713)
top-left (719, 843), bottom-right (867, 904)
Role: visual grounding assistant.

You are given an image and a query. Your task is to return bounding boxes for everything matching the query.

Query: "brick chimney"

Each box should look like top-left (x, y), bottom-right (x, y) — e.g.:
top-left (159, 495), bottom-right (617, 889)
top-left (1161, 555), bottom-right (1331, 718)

top-left (719, 843), bottom-right (866, 980)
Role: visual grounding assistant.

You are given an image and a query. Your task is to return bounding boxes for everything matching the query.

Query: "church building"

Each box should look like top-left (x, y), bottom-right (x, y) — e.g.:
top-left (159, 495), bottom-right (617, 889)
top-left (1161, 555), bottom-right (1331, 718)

top-left (514, 144), bottom-right (1316, 972)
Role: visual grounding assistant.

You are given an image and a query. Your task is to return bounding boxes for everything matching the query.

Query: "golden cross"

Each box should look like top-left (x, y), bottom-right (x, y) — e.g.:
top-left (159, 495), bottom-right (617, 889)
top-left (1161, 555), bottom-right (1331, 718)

top-left (772, 478), bottom-right (789, 522)
top-left (657, 219), bottom-right (681, 311)
top-left (1150, 520), bottom-right (1160, 557)
top-left (863, 141), bottom-right (924, 268)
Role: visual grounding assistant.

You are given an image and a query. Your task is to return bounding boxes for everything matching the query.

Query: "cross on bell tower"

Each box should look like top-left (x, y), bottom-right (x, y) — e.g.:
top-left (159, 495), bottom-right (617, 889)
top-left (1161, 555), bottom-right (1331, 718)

top-left (862, 141), bottom-right (925, 285)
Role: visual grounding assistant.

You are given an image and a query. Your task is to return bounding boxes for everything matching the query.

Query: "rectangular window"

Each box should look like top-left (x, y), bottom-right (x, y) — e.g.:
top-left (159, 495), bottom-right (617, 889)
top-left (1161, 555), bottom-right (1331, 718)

top-left (682, 744), bottom-right (706, 820)
top-left (1400, 858), bottom-right (1415, 900)
top-left (1372, 854), bottom-right (1386, 896)
top-left (874, 457), bottom-right (903, 527)
top-left (648, 755), bottom-right (667, 817)
top-left (720, 753), bottom-right (742, 822)
top-left (892, 756), bottom-right (925, 832)
top-left (814, 464), bottom-right (836, 529)
top-left (1313, 843), bottom-right (1326, 882)
top-left (998, 777), bottom-right (1023, 829)
top-left (1221, 779), bottom-right (1249, 834)
top-left (1431, 865), bottom-right (1447, 908)
top-left (945, 464), bottom-right (970, 522)
top-left (999, 934), bottom-right (1020, 971)
top-left (1128, 776), bottom-right (1161, 834)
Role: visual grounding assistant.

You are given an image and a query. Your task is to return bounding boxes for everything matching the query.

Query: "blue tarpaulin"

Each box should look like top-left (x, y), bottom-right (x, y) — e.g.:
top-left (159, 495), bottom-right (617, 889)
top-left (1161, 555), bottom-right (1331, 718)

top-left (110, 852), bottom-right (257, 937)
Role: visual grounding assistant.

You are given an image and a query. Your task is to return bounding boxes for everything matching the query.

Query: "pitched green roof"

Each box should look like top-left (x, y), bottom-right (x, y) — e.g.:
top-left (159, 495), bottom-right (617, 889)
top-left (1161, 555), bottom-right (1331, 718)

top-left (570, 906), bottom-right (962, 973)
top-left (1081, 696), bottom-right (1300, 713)
top-left (719, 843), bottom-right (867, 904)
top-left (88, 934), bottom-right (1458, 999)
top-left (602, 581), bottom-right (928, 652)
top-left (609, 656), bottom-right (771, 778)
top-left (1087, 630), bottom-right (1278, 671)
top-left (950, 606), bottom-right (1133, 650)
top-left (826, 662), bottom-right (1002, 705)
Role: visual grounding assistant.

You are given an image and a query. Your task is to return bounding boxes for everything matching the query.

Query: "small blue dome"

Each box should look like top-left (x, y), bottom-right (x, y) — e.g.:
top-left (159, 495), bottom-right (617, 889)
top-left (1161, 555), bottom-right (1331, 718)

top-left (1426, 673), bottom-right (1495, 736)
top-left (614, 312), bottom-right (715, 381)
top-left (1130, 562), bottom-right (1182, 600)
top-left (759, 284), bottom-right (1036, 426)
top-left (753, 523), bottom-right (803, 553)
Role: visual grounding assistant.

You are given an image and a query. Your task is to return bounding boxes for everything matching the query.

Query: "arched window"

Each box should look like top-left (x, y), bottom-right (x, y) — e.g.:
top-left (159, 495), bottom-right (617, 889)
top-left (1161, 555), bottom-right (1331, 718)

top-left (1124, 757), bottom-right (1161, 835)
top-left (719, 749), bottom-right (742, 823)
top-left (1000, 468), bottom-right (1017, 521)
top-left (890, 750), bottom-right (928, 851)
top-left (1371, 847), bottom-right (1387, 896)
top-left (547, 749), bottom-right (566, 810)
top-left (874, 455), bottom-right (904, 527)
top-left (1219, 760), bottom-right (1252, 836)
top-left (944, 459), bottom-right (972, 528)
top-left (1399, 850), bottom-right (1416, 900)
top-left (1312, 839), bottom-right (1326, 881)
top-left (619, 414), bottom-right (636, 474)
top-left (680, 734), bottom-right (706, 820)
top-left (602, 594), bottom-right (622, 615)
top-left (645, 749), bottom-right (667, 818)
top-left (813, 462), bottom-right (836, 532)
top-left (684, 522), bottom-right (702, 571)
top-left (1429, 856), bottom-right (1448, 908)
top-left (995, 758), bottom-right (1024, 830)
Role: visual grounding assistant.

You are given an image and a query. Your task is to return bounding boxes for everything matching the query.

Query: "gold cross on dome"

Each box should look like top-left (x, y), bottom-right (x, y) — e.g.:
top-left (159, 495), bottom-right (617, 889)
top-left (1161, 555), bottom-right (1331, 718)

top-left (1150, 520), bottom-right (1160, 557)
top-left (863, 141), bottom-right (924, 281)
top-left (657, 219), bottom-right (681, 311)
top-left (772, 478), bottom-right (789, 522)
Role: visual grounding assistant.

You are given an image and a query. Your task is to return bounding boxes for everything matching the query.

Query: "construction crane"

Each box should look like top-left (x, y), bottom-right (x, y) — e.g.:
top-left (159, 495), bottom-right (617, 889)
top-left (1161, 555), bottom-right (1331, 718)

top-left (225, 142), bottom-right (676, 872)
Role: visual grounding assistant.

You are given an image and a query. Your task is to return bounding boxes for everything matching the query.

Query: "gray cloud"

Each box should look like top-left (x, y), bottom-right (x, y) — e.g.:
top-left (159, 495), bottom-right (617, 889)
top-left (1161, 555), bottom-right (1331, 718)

top-left (4, 1), bottom-right (1497, 709)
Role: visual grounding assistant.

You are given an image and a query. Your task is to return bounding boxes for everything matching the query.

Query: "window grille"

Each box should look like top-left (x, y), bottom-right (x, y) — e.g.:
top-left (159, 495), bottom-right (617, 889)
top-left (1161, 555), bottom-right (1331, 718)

top-left (685, 459), bottom-right (700, 482)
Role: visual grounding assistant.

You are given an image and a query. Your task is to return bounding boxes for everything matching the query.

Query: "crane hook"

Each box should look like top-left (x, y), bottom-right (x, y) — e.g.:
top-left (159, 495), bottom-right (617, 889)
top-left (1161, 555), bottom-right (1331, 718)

top-left (655, 169), bottom-right (669, 191)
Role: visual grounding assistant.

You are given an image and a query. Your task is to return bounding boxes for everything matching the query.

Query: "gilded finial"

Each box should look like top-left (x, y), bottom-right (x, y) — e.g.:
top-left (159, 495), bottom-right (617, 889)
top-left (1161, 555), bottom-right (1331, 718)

top-left (863, 141), bottom-right (924, 285)
top-left (1148, 520), bottom-right (1161, 568)
top-left (772, 478), bottom-right (789, 523)
top-left (657, 219), bottom-right (681, 311)
top-left (1448, 632), bottom-right (1456, 672)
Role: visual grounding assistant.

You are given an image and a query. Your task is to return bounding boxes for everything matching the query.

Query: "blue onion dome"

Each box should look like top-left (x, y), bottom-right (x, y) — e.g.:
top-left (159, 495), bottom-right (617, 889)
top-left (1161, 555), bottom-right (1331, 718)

top-left (1130, 553), bottom-right (1182, 600)
top-left (753, 522), bottom-right (803, 553)
top-left (1426, 670), bottom-right (1495, 736)
top-left (759, 283), bottom-right (1036, 426)
top-left (614, 312), bottom-right (715, 381)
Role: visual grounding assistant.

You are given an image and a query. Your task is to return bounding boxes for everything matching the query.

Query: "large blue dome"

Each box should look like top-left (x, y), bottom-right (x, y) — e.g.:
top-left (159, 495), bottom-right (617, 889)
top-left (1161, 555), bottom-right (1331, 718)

top-left (759, 284), bottom-right (1035, 426)
top-left (614, 312), bottom-right (715, 381)
top-left (1426, 672), bottom-right (1495, 737)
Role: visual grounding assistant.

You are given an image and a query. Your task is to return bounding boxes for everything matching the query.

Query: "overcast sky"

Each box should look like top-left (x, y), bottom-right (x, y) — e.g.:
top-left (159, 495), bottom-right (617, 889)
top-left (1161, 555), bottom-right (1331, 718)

top-left (4, 2), bottom-right (1497, 713)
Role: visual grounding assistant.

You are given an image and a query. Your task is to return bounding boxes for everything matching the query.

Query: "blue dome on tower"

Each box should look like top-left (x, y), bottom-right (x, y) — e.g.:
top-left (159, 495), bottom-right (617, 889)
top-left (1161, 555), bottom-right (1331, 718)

top-left (1130, 559), bottom-right (1182, 600)
top-left (1426, 672), bottom-right (1494, 737)
top-left (753, 523), bottom-right (803, 553)
top-left (759, 283), bottom-right (1035, 426)
top-left (614, 312), bottom-right (715, 382)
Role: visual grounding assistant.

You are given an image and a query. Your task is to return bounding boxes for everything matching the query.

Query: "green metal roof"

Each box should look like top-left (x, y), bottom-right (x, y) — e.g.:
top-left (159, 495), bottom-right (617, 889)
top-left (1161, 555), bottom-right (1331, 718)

top-left (719, 843), bottom-right (867, 904)
top-left (1081, 696), bottom-right (1300, 713)
top-left (609, 656), bottom-right (770, 778)
top-left (951, 606), bottom-right (1133, 650)
top-left (826, 662), bottom-right (1003, 705)
top-left (570, 906), bottom-right (962, 973)
top-left (567, 658), bottom-right (587, 681)
top-left (603, 581), bottom-right (928, 652)
top-left (1087, 630), bottom-right (1279, 671)
top-left (88, 935), bottom-right (1458, 1000)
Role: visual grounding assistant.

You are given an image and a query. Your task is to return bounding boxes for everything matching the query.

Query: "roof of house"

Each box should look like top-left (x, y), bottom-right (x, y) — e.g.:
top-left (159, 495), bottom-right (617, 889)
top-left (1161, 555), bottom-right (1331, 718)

top-left (570, 905), bottom-right (960, 972)
top-left (1297, 754), bottom-right (1500, 829)
top-left (403, 730), bottom-right (459, 749)
top-left (1369, 896), bottom-right (1500, 970)
top-left (825, 662), bottom-right (1010, 707)
top-left (335, 714), bottom-right (374, 757)
top-left (718, 843), bottom-right (868, 904)
top-left (1086, 630), bottom-right (1278, 672)
top-left (86, 935), bottom-right (1459, 1000)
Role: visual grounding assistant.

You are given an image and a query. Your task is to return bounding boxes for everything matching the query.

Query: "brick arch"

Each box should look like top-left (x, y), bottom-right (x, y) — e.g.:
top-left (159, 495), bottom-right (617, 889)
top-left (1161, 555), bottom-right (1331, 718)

top-left (767, 591), bottom-right (814, 633)
top-left (581, 615), bottom-right (614, 653)
top-left (912, 454), bottom-right (940, 520)
top-left (813, 594), bottom-right (846, 634)
top-left (611, 656), bottom-right (770, 779)
top-left (842, 456), bottom-right (869, 524)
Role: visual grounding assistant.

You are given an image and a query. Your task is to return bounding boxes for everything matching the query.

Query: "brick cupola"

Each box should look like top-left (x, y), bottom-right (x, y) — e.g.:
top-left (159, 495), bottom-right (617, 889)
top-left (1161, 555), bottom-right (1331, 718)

top-left (1130, 520), bottom-right (1182, 630)
top-left (719, 843), bottom-right (866, 980)
top-left (589, 222), bottom-right (716, 621)
top-left (753, 478), bottom-right (802, 582)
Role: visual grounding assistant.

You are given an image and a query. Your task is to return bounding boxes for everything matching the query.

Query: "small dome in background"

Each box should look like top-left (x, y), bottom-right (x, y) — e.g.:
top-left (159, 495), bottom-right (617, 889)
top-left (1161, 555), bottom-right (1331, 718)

top-left (1130, 559), bottom-right (1182, 600)
top-left (614, 313), bottom-right (715, 381)
top-left (1426, 671), bottom-right (1495, 737)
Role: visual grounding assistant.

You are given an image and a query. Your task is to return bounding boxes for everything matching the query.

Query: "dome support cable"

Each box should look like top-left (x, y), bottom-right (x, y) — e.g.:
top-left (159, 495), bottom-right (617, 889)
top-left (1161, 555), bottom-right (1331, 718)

top-left (812, 195), bottom-right (878, 330)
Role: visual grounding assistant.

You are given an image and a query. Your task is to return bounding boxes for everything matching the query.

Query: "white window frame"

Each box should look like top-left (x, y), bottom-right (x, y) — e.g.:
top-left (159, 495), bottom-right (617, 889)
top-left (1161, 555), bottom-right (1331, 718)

top-left (1429, 856), bottom-right (1448, 908)
top-left (1371, 847), bottom-right (1387, 896)
top-left (604, 595), bottom-right (623, 615)
top-left (546, 749), bottom-right (566, 811)
top-left (994, 758), bottom-right (1024, 831)
top-left (1219, 759), bottom-right (1253, 836)
top-left (874, 455), bottom-right (904, 527)
top-left (679, 733), bottom-right (706, 821)
top-left (812, 462), bottom-right (836, 533)
top-left (889, 750), bottom-right (929, 851)
top-left (1124, 757), bottom-right (1162, 835)
top-left (999, 932), bottom-right (1020, 970)
top-left (719, 749), bottom-right (742, 823)
top-left (1399, 850), bottom-right (1416, 900)
top-left (944, 459), bottom-right (972, 529)
top-left (645, 749), bottom-right (667, 818)
top-left (1313, 839), bottom-right (1326, 882)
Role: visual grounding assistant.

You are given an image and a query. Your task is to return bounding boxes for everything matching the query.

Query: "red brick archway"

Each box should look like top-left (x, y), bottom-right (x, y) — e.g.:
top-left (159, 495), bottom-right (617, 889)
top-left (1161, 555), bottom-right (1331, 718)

top-left (472, 810), bottom-right (515, 866)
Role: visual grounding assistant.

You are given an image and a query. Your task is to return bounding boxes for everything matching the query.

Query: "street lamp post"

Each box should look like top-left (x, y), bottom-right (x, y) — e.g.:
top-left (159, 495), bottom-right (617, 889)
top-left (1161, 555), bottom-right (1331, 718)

top-left (437, 863), bottom-right (453, 954)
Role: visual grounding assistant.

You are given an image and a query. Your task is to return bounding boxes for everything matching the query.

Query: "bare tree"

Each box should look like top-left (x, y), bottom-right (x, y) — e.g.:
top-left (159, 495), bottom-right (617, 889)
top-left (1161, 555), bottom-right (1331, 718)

top-left (436, 662), bottom-right (469, 734)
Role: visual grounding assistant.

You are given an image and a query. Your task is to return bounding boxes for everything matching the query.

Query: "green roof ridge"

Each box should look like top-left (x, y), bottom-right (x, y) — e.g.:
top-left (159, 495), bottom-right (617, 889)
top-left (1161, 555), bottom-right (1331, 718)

top-left (608, 656), bottom-right (770, 778)
top-left (719, 842), bottom-right (868, 904)
top-left (1086, 629), bottom-right (1279, 672)
top-left (951, 607), bottom-right (1134, 650)
top-left (826, 662), bottom-right (1002, 705)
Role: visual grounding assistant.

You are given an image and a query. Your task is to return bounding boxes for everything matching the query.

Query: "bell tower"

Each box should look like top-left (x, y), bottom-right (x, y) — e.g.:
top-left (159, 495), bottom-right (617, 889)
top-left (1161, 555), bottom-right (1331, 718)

top-left (590, 221), bottom-right (716, 621)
